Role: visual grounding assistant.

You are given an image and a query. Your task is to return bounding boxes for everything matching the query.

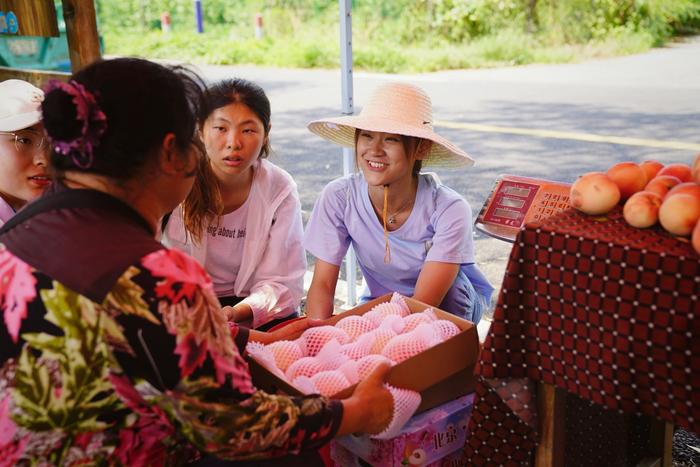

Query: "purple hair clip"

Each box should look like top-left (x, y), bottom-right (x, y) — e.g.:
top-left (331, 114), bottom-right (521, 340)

top-left (45, 79), bottom-right (107, 168)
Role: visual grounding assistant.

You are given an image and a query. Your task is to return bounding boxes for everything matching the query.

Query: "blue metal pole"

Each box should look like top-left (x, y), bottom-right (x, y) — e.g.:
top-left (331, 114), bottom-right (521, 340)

top-left (194, 0), bottom-right (204, 33)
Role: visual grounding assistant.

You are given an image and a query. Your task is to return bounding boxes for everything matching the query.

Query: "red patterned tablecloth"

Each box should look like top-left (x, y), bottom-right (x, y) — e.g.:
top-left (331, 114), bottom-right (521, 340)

top-left (465, 207), bottom-right (700, 465)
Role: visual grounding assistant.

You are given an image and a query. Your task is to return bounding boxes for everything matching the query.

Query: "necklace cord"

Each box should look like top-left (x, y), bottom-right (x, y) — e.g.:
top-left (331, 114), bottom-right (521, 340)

top-left (387, 196), bottom-right (413, 224)
top-left (383, 185), bottom-right (391, 263)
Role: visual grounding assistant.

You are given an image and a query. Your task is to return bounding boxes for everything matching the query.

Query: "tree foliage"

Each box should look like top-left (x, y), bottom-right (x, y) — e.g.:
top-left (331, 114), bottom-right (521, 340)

top-left (95, 0), bottom-right (700, 72)
top-left (97, 0), bottom-right (700, 44)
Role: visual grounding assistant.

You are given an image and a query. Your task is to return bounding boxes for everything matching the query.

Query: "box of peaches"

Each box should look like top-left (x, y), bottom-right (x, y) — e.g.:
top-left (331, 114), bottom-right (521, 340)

top-left (569, 153), bottom-right (700, 254)
top-left (246, 293), bottom-right (479, 413)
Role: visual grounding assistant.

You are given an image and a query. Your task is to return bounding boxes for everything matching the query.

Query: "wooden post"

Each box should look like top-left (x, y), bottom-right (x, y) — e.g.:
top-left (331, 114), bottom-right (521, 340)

top-left (535, 383), bottom-right (566, 467)
top-left (650, 419), bottom-right (673, 467)
top-left (0, 0), bottom-right (59, 37)
top-left (61, 0), bottom-right (100, 73)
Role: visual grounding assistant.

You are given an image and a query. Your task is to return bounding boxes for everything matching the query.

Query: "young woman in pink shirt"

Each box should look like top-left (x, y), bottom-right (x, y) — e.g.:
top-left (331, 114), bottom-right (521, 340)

top-left (163, 79), bottom-right (306, 330)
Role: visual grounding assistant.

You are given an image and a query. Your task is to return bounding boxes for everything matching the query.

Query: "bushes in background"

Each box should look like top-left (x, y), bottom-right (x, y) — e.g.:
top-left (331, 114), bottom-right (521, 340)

top-left (96, 0), bottom-right (700, 72)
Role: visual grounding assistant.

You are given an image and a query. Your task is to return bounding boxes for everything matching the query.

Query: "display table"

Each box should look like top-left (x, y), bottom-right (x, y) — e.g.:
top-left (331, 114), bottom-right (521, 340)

top-left (465, 207), bottom-right (699, 466)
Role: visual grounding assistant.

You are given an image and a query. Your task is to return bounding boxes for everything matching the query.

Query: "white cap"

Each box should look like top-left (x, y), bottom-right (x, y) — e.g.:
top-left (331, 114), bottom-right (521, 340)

top-left (0, 79), bottom-right (44, 132)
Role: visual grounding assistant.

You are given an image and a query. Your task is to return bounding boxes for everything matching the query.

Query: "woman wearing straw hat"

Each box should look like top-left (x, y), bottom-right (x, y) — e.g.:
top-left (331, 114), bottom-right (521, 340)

top-left (0, 79), bottom-right (50, 226)
top-left (304, 82), bottom-right (493, 322)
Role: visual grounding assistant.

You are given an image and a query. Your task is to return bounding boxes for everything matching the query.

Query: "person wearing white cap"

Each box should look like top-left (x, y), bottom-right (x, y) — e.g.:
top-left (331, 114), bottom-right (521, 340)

top-left (304, 82), bottom-right (494, 323)
top-left (0, 79), bottom-right (50, 226)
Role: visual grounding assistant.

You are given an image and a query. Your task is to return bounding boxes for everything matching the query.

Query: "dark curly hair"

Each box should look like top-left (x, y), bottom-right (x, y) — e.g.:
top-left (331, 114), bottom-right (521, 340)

top-left (42, 57), bottom-right (206, 180)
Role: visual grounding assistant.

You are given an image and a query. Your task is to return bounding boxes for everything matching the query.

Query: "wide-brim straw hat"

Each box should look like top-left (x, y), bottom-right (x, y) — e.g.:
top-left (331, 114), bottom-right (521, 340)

top-left (308, 82), bottom-right (474, 168)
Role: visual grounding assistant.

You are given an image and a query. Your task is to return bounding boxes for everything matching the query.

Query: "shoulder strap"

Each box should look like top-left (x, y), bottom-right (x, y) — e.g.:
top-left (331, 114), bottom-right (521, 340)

top-left (0, 189), bottom-right (152, 236)
top-left (160, 211), bottom-right (172, 234)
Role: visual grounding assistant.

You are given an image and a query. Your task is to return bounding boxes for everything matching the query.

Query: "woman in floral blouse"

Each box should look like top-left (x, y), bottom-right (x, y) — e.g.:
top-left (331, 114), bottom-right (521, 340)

top-left (0, 58), bottom-right (392, 466)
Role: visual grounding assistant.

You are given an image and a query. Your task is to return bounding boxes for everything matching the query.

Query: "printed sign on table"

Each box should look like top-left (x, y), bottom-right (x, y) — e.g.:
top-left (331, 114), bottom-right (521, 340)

top-left (475, 175), bottom-right (571, 242)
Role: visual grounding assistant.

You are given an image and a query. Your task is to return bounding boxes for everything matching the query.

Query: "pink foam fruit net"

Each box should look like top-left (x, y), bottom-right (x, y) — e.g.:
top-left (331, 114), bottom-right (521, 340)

top-left (246, 292), bottom-right (462, 438)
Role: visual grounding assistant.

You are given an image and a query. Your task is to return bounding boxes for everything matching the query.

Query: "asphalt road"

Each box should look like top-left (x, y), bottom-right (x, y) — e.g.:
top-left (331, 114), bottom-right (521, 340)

top-left (192, 36), bottom-right (700, 300)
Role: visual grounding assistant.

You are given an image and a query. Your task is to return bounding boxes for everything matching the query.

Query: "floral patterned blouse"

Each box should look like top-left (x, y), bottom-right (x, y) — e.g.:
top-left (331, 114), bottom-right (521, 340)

top-left (0, 188), bottom-right (342, 466)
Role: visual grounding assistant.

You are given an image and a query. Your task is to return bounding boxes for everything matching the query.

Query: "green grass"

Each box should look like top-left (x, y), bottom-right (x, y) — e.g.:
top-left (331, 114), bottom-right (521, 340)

top-left (104, 26), bottom-right (665, 73)
top-left (100, 0), bottom-right (700, 73)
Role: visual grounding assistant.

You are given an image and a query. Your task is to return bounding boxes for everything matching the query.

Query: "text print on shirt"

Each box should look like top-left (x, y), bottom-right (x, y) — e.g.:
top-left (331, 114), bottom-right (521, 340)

top-left (207, 224), bottom-right (246, 239)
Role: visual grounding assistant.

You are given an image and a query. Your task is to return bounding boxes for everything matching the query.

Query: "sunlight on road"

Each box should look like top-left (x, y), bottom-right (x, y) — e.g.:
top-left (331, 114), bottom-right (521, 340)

top-left (435, 120), bottom-right (700, 151)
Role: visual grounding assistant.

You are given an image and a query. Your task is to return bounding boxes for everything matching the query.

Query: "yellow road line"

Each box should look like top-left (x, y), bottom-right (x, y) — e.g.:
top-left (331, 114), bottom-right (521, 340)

top-left (434, 120), bottom-right (700, 152)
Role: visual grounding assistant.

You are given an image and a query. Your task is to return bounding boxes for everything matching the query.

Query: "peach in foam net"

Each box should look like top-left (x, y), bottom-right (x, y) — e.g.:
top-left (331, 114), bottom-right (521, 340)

top-left (285, 356), bottom-right (324, 380)
top-left (368, 327), bottom-right (398, 354)
top-left (382, 324), bottom-right (440, 363)
top-left (311, 370), bottom-right (350, 397)
top-left (340, 332), bottom-right (374, 360)
top-left (356, 354), bottom-right (395, 380)
top-left (335, 314), bottom-right (377, 340)
top-left (266, 340), bottom-right (304, 372)
top-left (371, 301), bottom-right (410, 320)
top-left (378, 314), bottom-right (406, 334)
top-left (315, 339), bottom-right (351, 371)
top-left (291, 375), bottom-right (317, 395)
top-left (297, 325), bottom-right (351, 356)
top-left (402, 310), bottom-right (436, 332)
top-left (338, 360), bottom-right (360, 385)
top-left (431, 320), bottom-right (461, 340)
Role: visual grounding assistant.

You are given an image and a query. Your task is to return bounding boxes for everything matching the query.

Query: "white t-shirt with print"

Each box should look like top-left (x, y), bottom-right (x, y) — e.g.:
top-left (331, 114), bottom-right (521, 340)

top-left (205, 199), bottom-right (249, 297)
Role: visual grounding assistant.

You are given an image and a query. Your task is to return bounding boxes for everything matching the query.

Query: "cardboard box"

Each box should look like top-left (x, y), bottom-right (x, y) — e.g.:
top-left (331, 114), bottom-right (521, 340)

top-left (334, 393), bottom-right (474, 467)
top-left (434, 447), bottom-right (470, 467)
top-left (247, 293), bottom-right (479, 413)
top-left (330, 443), bottom-right (470, 467)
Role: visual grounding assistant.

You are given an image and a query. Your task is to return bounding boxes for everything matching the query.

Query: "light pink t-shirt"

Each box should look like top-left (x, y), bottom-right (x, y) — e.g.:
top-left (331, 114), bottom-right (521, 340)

top-left (205, 199), bottom-right (250, 297)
